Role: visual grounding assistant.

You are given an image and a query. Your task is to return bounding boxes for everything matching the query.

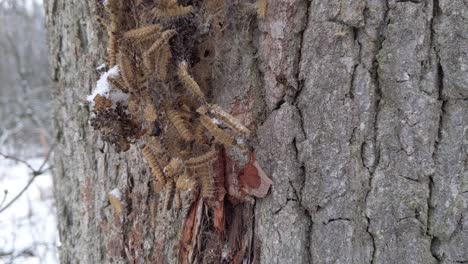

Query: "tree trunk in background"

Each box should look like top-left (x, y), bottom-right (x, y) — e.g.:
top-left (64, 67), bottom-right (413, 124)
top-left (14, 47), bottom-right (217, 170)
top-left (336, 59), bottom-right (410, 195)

top-left (45, 0), bottom-right (467, 263)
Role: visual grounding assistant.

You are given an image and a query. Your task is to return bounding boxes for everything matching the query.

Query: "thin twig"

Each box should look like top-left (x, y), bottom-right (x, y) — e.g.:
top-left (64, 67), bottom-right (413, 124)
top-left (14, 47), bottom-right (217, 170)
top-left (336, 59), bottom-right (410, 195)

top-left (0, 152), bottom-right (36, 172)
top-left (0, 190), bottom-right (7, 208)
top-left (0, 145), bottom-right (55, 214)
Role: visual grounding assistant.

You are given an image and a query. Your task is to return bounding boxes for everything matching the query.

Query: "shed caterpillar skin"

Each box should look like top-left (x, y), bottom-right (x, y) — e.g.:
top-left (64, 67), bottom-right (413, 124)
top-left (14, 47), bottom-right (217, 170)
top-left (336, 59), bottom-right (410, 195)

top-left (153, 5), bottom-right (193, 21)
top-left (167, 109), bottom-right (194, 142)
top-left (122, 24), bottom-right (162, 44)
top-left (199, 115), bottom-right (236, 146)
top-left (142, 145), bottom-right (166, 185)
top-left (164, 179), bottom-right (176, 210)
top-left (177, 62), bottom-right (206, 101)
top-left (185, 149), bottom-right (218, 167)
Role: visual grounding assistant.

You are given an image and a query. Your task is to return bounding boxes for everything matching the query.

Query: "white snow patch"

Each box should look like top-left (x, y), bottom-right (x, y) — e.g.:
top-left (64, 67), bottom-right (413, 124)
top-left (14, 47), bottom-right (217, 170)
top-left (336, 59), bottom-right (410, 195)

top-left (87, 65), bottom-right (129, 108)
top-left (212, 118), bottom-right (222, 125)
top-left (96, 63), bottom-right (106, 71)
top-left (109, 188), bottom-right (121, 200)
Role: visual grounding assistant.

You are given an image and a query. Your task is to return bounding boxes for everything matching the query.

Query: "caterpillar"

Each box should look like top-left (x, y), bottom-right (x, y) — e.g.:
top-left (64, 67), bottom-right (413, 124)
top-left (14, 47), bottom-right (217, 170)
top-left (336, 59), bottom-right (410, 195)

top-left (194, 121), bottom-right (208, 145)
top-left (153, 5), bottom-right (193, 21)
top-left (185, 148), bottom-right (218, 167)
top-left (191, 165), bottom-right (215, 199)
top-left (155, 44), bottom-right (172, 81)
top-left (104, 0), bottom-right (121, 14)
top-left (164, 158), bottom-right (184, 177)
top-left (176, 170), bottom-right (196, 191)
top-left (118, 52), bottom-right (138, 90)
top-left (204, 104), bottom-right (251, 136)
top-left (175, 189), bottom-right (182, 210)
top-left (164, 179), bottom-right (176, 210)
top-left (199, 115), bottom-right (236, 146)
top-left (107, 75), bottom-right (128, 92)
top-left (142, 145), bottom-right (166, 185)
top-left (157, 0), bottom-right (178, 9)
top-left (166, 109), bottom-right (194, 142)
top-left (122, 24), bottom-right (162, 44)
top-left (143, 100), bottom-right (158, 122)
top-left (177, 62), bottom-right (206, 101)
top-left (107, 34), bottom-right (118, 67)
top-left (145, 29), bottom-right (176, 56)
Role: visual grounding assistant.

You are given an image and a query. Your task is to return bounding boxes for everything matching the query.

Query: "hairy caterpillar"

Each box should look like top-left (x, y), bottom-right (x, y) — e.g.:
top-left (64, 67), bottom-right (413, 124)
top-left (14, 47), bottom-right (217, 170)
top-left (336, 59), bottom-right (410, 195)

top-left (107, 32), bottom-right (118, 67)
top-left (122, 24), bottom-right (162, 44)
top-left (164, 179), bottom-right (176, 210)
top-left (177, 62), bottom-right (206, 101)
top-left (145, 29), bottom-right (176, 56)
top-left (143, 101), bottom-right (158, 122)
top-left (142, 145), bottom-right (166, 185)
top-left (191, 165), bottom-right (215, 199)
top-left (199, 115), bottom-right (235, 146)
top-left (164, 158), bottom-right (183, 177)
top-left (167, 109), bottom-right (194, 142)
top-left (107, 75), bottom-right (128, 92)
top-left (153, 5), bottom-right (193, 21)
top-left (185, 148), bottom-right (218, 167)
top-left (104, 0), bottom-right (121, 14)
top-left (175, 189), bottom-right (182, 210)
top-left (198, 104), bottom-right (251, 136)
top-left (118, 52), bottom-right (138, 90)
top-left (158, 0), bottom-right (178, 8)
top-left (176, 171), bottom-right (196, 190)
top-left (152, 44), bottom-right (172, 81)
top-left (194, 121), bottom-right (208, 145)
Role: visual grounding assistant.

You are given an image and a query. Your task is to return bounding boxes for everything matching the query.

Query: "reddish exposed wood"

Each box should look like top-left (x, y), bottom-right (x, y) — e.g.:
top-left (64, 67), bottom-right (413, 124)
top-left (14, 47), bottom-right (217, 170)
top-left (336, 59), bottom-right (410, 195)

top-left (239, 154), bottom-right (261, 189)
top-left (179, 197), bottom-right (202, 264)
top-left (213, 148), bottom-right (227, 233)
top-left (239, 154), bottom-right (272, 198)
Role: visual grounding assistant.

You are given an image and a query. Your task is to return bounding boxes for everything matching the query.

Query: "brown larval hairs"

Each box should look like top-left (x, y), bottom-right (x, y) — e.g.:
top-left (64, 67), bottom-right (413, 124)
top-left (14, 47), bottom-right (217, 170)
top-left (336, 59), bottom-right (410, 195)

top-left (89, 0), bottom-right (252, 209)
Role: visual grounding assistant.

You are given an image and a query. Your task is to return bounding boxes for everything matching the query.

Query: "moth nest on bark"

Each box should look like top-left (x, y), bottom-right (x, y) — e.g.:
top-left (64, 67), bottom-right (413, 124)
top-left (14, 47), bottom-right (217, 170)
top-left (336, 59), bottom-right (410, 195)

top-left (88, 0), bottom-right (251, 211)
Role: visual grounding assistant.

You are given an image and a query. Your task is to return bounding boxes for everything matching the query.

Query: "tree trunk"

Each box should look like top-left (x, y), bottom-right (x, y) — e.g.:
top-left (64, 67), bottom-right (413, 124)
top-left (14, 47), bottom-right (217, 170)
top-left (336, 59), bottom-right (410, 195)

top-left (45, 0), bottom-right (467, 263)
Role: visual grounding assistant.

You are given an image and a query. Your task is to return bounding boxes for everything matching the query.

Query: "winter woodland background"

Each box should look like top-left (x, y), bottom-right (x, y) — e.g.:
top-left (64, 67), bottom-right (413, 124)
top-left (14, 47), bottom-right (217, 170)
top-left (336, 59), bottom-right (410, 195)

top-left (0, 0), bottom-right (58, 263)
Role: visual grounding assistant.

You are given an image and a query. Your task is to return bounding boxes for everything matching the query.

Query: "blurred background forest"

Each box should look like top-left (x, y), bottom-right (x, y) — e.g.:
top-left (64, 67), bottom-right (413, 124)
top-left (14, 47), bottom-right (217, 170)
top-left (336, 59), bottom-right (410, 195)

top-left (0, 0), bottom-right (58, 263)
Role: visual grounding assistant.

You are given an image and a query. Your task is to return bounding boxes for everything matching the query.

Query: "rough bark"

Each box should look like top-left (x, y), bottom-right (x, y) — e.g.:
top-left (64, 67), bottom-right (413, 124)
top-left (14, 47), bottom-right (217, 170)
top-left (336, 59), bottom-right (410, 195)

top-left (45, 0), bottom-right (467, 263)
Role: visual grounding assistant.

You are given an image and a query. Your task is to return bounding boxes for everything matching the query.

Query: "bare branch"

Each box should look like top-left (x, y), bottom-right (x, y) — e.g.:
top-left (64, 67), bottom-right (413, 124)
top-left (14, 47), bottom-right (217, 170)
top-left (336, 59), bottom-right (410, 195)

top-left (0, 145), bottom-right (55, 214)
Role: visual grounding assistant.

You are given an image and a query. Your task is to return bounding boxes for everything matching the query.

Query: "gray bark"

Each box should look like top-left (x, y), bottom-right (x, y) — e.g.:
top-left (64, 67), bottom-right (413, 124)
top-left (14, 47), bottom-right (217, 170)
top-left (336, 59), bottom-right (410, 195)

top-left (45, 0), bottom-right (467, 263)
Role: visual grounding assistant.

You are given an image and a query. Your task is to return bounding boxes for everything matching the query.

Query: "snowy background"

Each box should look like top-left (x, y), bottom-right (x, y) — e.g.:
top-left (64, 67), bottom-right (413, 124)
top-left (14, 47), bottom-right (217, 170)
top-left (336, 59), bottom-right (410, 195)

top-left (0, 0), bottom-right (59, 263)
top-left (0, 158), bottom-right (58, 264)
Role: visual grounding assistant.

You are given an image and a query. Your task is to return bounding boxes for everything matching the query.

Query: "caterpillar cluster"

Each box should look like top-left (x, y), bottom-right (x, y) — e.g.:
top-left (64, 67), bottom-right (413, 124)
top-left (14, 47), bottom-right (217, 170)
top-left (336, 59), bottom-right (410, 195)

top-left (91, 0), bottom-right (251, 211)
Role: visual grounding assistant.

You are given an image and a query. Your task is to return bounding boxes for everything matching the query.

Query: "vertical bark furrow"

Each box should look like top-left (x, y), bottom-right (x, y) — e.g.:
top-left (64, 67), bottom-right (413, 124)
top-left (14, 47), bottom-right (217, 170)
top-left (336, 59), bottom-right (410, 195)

top-left (367, 1), bottom-right (441, 263)
top-left (254, 0), bottom-right (311, 262)
top-left (429, 2), bottom-right (468, 261)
